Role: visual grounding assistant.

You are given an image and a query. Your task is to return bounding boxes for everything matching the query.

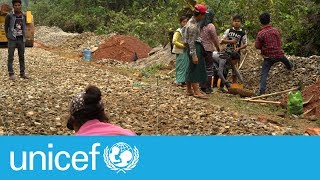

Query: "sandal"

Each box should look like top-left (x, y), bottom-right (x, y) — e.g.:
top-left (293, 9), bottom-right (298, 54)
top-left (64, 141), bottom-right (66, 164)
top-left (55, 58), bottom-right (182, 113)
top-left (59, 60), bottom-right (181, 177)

top-left (193, 94), bottom-right (208, 99)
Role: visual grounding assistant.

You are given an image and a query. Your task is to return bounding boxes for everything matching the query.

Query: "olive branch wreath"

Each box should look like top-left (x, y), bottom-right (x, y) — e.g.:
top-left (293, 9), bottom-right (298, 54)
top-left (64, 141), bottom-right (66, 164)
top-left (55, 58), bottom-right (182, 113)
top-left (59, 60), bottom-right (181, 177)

top-left (103, 146), bottom-right (139, 173)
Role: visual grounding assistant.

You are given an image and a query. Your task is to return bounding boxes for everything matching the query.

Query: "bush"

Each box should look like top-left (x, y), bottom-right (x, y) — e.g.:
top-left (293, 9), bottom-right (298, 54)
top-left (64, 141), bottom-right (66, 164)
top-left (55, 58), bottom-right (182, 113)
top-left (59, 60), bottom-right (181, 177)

top-left (29, 0), bottom-right (319, 56)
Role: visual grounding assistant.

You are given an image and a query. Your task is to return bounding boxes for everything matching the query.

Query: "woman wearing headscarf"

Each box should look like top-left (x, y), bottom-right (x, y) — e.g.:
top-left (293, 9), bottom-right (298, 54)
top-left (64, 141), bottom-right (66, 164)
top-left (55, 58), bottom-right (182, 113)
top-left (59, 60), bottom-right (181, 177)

top-left (199, 10), bottom-right (220, 94)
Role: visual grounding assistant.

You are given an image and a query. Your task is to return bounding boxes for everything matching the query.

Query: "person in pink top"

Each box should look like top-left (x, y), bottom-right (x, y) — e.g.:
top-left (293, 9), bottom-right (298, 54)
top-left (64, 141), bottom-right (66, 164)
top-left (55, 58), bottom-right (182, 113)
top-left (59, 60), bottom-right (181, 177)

top-left (199, 10), bottom-right (220, 94)
top-left (66, 85), bottom-right (136, 136)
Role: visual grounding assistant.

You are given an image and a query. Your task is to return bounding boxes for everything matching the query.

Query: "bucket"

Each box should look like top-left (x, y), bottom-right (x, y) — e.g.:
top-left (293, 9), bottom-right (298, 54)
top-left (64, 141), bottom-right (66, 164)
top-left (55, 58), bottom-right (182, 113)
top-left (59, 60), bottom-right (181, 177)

top-left (83, 48), bottom-right (91, 61)
top-left (230, 83), bottom-right (244, 89)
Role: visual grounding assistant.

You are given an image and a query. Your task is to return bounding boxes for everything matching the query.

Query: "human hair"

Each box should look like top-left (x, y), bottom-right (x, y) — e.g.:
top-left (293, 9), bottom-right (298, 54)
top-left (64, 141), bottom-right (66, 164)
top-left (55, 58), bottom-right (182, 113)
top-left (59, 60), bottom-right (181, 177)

top-left (12, 0), bottom-right (22, 5)
top-left (233, 14), bottom-right (242, 22)
top-left (179, 16), bottom-right (188, 23)
top-left (67, 85), bottom-right (109, 130)
top-left (259, 12), bottom-right (271, 25)
top-left (229, 52), bottom-right (241, 60)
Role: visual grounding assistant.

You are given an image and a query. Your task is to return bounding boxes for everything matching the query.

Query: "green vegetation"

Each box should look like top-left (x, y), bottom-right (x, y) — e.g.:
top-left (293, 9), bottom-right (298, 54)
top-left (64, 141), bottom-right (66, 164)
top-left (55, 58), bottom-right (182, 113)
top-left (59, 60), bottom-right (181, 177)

top-left (29, 0), bottom-right (319, 56)
top-left (141, 64), bottom-right (165, 77)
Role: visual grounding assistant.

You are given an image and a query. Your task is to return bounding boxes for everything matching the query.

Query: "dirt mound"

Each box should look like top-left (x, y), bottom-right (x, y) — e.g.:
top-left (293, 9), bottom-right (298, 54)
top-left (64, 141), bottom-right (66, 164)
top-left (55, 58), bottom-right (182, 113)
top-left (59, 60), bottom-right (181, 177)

top-left (240, 44), bottom-right (319, 100)
top-left (93, 35), bottom-right (152, 62)
top-left (302, 80), bottom-right (320, 117)
top-left (35, 26), bottom-right (79, 47)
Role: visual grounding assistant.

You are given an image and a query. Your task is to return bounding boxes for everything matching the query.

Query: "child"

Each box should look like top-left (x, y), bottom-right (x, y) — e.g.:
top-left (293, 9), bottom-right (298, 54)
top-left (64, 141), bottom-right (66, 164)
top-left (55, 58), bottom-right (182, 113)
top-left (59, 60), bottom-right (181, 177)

top-left (221, 15), bottom-right (247, 83)
top-left (172, 16), bottom-right (189, 86)
top-left (221, 14), bottom-right (248, 54)
top-left (67, 85), bottom-right (136, 136)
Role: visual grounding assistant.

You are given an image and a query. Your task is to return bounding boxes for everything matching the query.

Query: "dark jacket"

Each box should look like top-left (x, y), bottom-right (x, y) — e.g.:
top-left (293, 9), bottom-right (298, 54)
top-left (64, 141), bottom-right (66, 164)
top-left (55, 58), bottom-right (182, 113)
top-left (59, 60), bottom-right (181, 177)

top-left (4, 11), bottom-right (26, 42)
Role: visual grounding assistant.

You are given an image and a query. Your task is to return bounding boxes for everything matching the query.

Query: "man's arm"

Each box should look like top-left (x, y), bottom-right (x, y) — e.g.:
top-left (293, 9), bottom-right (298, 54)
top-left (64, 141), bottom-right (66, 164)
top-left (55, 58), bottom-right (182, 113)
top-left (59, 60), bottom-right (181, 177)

top-left (235, 34), bottom-right (248, 52)
top-left (220, 29), bottom-right (237, 45)
top-left (255, 34), bottom-right (262, 50)
top-left (217, 58), bottom-right (230, 88)
top-left (4, 14), bottom-right (10, 36)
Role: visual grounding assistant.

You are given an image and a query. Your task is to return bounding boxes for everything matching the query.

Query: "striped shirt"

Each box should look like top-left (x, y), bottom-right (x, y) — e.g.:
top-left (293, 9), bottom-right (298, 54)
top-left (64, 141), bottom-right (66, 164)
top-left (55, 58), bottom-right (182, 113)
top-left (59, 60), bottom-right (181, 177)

top-left (255, 25), bottom-right (284, 58)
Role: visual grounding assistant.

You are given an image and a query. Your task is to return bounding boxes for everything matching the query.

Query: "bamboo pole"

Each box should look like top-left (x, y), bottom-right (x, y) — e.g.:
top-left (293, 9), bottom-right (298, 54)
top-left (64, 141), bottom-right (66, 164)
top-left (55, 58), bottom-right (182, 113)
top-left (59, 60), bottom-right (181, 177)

top-left (303, 95), bottom-right (314, 105)
top-left (242, 99), bottom-right (282, 105)
top-left (239, 52), bottom-right (248, 70)
top-left (245, 87), bottom-right (299, 100)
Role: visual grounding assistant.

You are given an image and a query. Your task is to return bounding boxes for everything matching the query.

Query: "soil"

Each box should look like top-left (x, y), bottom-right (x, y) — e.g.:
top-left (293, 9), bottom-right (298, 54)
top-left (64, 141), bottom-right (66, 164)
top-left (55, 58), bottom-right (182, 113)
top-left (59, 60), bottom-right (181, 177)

top-left (93, 35), bottom-right (152, 62)
top-left (302, 80), bottom-right (320, 117)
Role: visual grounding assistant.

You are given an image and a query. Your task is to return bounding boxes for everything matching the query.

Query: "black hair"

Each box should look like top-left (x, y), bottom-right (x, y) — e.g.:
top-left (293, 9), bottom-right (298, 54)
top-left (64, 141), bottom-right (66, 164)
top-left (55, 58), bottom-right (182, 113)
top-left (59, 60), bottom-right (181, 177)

top-left (229, 52), bottom-right (241, 60)
top-left (259, 12), bottom-right (271, 25)
top-left (233, 14), bottom-right (242, 22)
top-left (12, 0), bottom-right (22, 5)
top-left (179, 16), bottom-right (188, 23)
top-left (67, 85), bottom-right (109, 130)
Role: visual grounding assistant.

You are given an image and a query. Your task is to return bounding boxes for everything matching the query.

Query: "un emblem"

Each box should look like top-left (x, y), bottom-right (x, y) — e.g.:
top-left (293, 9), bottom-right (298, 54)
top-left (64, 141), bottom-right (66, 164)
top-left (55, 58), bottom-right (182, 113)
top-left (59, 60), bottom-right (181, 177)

top-left (103, 142), bottom-right (139, 173)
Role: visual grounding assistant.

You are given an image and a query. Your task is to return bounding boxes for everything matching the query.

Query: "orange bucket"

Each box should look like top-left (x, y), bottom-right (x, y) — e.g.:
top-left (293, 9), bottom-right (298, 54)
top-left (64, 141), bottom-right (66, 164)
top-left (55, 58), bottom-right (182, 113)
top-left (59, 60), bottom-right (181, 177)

top-left (230, 83), bottom-right (244, 89)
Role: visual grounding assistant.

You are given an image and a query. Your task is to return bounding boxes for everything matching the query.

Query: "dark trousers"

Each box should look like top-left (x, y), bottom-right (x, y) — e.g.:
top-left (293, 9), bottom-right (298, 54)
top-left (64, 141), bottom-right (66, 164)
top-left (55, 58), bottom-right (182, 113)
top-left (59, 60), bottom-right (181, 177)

top-left (8, 37), bottom-right (25, 76)
top-left (200, 51), bottom-right (214, 89)
top-left (259, 57), bottom-right (292, 94)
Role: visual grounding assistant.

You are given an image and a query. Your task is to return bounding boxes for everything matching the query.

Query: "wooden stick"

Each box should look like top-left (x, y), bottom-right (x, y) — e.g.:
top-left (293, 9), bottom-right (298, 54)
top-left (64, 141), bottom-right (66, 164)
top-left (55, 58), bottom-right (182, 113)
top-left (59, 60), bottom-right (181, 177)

top-left (239, 52), bottom-right (248, 70)
top-left (242, 99), bottom-right (282, 105)
top-left (303, 107), bottom-right (316, 115)
top-left (167, 69), bottom-right (175, 75)
top-left (303, 95), bottom-right (314, 105)
top-left (245, 87), bottom-right (299, 100)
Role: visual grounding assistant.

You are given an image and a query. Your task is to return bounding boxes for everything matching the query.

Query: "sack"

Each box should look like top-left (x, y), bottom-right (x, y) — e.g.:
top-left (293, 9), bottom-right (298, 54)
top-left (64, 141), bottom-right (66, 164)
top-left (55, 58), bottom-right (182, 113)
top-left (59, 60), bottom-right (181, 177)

top-left (287, 91), bottom-right (303, 115)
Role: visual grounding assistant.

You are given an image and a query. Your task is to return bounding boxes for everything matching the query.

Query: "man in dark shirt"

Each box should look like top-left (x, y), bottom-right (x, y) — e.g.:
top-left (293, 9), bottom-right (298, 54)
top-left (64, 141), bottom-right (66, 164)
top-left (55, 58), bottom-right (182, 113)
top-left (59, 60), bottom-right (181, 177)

top-left (255, 12), bottom-right (293, 95)
top-left (4, 0), bottom-right (28, 80)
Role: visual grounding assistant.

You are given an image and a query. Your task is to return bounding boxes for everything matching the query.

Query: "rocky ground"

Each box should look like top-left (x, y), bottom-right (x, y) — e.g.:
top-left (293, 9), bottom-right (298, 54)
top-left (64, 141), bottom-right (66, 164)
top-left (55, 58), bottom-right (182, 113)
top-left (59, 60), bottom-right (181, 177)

top-left (0, 27), bottom-right (319, 135)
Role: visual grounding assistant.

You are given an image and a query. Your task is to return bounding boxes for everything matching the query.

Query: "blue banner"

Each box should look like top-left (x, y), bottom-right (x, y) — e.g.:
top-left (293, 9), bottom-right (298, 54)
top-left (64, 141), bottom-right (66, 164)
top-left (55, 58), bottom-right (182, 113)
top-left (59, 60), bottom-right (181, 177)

top-left (0, 136), bottom-right (319, 180)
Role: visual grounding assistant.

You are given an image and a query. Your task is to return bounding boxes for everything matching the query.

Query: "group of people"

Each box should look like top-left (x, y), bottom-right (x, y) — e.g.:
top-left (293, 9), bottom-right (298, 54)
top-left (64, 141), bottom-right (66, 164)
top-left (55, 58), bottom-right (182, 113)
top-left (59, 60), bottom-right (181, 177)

top-left (172, 4), bottom-right (293, 98)
top-left (4, 1), bottom-right (294, 136)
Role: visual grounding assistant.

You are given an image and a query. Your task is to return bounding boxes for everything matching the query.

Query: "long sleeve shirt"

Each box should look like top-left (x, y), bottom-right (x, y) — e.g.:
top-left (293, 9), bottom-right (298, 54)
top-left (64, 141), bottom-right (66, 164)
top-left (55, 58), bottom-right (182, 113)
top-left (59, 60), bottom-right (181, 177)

top-left (200, 23), bottom-right (219, 52)
top-left (255, 25), bottom-right (284, 58)
top-left (212, 52), bottom-right (244, 86)
top-left (172, 28), bottom-right (185, 54)
top-left (181, 16), bottom-right (201, 58)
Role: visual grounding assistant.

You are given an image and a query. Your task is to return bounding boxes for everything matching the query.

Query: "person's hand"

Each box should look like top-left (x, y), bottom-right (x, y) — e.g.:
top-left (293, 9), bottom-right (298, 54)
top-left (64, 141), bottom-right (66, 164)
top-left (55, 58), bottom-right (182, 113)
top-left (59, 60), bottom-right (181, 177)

top-left (235, 48), bottom-right (240, 52)
top-left (192, 56), bottom-right (198, 64)
top-left (230, 39), bottom-right (238, 44)
top-left (226, 82), bottom-right (231, 89)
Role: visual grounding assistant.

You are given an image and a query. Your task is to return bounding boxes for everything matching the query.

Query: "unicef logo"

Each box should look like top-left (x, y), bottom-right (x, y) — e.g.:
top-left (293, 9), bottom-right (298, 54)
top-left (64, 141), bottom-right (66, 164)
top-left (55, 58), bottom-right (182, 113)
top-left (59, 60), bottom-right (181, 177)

top-left (103, 142), bottom-right (139, 173)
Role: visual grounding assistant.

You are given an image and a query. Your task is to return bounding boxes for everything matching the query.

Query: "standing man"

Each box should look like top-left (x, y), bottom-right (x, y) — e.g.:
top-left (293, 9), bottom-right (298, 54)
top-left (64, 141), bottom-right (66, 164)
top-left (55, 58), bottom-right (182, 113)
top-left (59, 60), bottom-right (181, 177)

top-left (5, 0), bottom-right (28, 80)
top-left (255, 12), bottom-right (293, 95)
top-left (181, 4), bottom-right (208, 99)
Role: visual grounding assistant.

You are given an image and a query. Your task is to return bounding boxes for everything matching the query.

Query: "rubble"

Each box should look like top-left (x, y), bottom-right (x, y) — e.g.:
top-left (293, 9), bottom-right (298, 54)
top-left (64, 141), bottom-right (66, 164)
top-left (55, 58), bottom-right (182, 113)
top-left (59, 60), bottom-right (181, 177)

top-left (240, 44), bottom-right (319, 99)
top-left (0, 46), bottom-right (289, 135)
top-left (1, 26), bottom-right (318, 135)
